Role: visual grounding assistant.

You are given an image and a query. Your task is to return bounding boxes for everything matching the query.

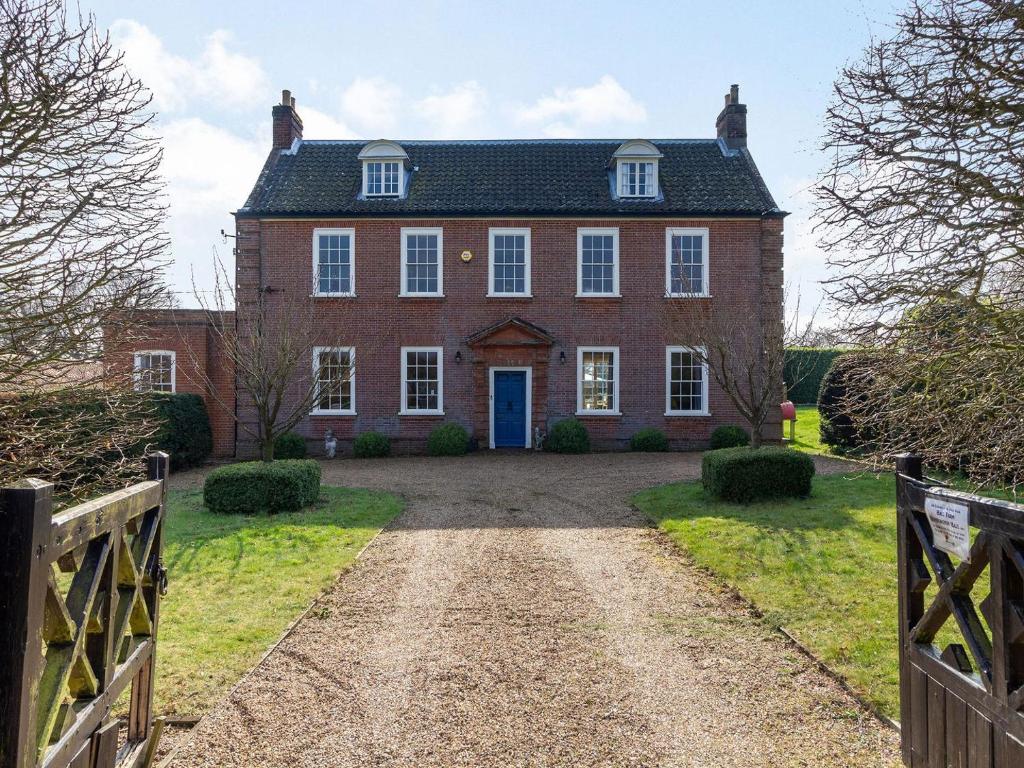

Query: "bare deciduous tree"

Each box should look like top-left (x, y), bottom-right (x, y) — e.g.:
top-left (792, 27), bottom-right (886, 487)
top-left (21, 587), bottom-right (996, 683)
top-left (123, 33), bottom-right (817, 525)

top-left (0, 0), bottom-right (169, 497)
top-left (186, 257), bottom-right (336, 462)
top-left (816, 0), bottom-right (1024, 488)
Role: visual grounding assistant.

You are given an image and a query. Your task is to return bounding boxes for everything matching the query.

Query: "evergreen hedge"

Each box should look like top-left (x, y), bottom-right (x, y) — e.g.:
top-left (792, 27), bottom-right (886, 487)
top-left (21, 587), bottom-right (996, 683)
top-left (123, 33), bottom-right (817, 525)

top-left (630, 428), bottom-right (669, 452)
top-left (427, 423), bottom-right (470, 456)
top-left (784, 347), bottom-right (846, 404)
top-left (151, 393), bottom-right (213, 471)
top-left (818, 352), bottom-right (879, 454)
top-left (273, 431), bottom-right (307, 459)
top-left (203, 459), bottom-right (321, 514)
top-left (702, 447), bottom-right (815, 503)
top-left (354, 431), bottom-right (391, 458)
top-left (709, 425), bottom-right (750, 450)
top-left (545, 418), bottom-right (590, 454)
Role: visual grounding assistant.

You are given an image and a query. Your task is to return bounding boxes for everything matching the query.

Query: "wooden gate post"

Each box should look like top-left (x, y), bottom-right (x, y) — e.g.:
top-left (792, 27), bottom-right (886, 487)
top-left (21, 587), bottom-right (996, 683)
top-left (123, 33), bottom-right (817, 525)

top-left (895, 453), bottom-right (923, 766)
top-left (0, 478), bottom-right (54, 768)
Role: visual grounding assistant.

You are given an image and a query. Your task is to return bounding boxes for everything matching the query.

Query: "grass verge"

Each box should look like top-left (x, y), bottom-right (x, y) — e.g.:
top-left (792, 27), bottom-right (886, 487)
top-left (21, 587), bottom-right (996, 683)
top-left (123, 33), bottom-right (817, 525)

top-left (135, 485), bottom-right (402, 718)
top-left (633, 471), bottom-right (903, 718)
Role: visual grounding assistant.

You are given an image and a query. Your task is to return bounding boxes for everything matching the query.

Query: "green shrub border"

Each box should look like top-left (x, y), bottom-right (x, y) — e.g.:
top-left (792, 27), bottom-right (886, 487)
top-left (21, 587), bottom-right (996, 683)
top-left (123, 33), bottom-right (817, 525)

top-left (630, 428), bottom-right (669, 452)
top-left (701, 447), bottom-right (815, 503)
top-left (545, 418), bottom-right (591, 454)
top-left (354, 431), bottom-right (391, 458)
top-left (784, 347), bottom-right (846, 404)
top-left (203, 459), bottom-right (321, 515)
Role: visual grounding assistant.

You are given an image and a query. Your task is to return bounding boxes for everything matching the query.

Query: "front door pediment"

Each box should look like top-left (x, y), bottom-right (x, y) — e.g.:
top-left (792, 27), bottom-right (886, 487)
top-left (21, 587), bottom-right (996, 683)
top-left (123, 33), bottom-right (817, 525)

top-left (466, 317), bottom-right (554, 348)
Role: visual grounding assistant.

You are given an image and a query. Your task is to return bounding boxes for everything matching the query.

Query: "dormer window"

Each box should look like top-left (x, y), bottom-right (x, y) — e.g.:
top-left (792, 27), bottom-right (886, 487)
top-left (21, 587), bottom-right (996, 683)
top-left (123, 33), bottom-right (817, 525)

top-left (358, 140), bottom-right (409, 198)
top-left (611, 140), bottom-right (662, 199)
top-left (365, 160), bottom-right (400, 196)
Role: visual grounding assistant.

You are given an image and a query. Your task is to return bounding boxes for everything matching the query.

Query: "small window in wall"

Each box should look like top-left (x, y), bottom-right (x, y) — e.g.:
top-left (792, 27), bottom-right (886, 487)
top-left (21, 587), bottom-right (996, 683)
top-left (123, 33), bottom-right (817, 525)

top-left (365, 161), bottom-right (401, 196)
top-left (577, 346), bottom-right (620, 414)
top-left (488, 228), bottom-right (531, 296)
top-left (666, 346), bottom-right (708, 415)
top-left (619, 160), bottom-right (656, 197)
top-left (577, 228), bottom-right (619, 296)
top-left (401, 346), bottom-right (443, 414)
top-left (401, 228), bottom-right (443, 296)
top-left (313, 228), bottom-right (355, 296)
top-left (313, 347), bottom-right (354, 414)
top-left (666, 228), bottom-right (709, 297)
top-left (133, 351), bottom-right (175, 393)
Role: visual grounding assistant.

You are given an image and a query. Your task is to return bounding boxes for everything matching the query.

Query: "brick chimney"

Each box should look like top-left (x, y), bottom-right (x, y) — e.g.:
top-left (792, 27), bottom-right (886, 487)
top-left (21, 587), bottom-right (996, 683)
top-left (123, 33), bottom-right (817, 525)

top-left (715, 84), bottom-right (747, 150)
top-left (272, 89), bottom-right (303, 150)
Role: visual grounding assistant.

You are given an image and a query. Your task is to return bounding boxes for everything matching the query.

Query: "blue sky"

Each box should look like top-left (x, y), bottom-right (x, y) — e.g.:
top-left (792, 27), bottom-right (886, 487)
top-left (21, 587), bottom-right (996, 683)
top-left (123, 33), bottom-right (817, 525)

top-left (86, 0), bottom-right (901, 316)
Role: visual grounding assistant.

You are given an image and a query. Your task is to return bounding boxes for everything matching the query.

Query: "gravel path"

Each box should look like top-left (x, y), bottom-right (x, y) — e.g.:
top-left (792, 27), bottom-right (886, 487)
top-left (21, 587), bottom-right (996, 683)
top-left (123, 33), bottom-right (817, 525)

top-left (170, 453), bottom-right (899, 767)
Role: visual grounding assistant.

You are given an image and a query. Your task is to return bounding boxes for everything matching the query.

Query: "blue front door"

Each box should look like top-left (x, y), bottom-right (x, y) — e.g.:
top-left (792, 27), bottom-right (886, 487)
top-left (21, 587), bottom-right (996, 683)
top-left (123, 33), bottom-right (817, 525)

top-left (493, 371), bottom-right (527, 447)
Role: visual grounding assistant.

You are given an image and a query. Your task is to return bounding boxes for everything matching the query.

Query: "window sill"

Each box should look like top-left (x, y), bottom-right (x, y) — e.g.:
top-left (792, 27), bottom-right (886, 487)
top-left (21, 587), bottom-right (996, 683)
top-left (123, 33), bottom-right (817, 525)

top-left (311, 293), bottom-right (356, 299)
top-left (665, 411), bottom-right (711, 417)
top-left (399, 410), bottom-right (445, 417)
top-left (486, 293), bottom-right (533, 299)
top-left (311, 410), bottom-right (357, 416)
top-left (398, 293), bottom-right (445, 299)
top-left (665, 293), bottom-right (712, 299)
top-left (575, 293), bottom-right (621, 299)
top-left (575, 410), bottom-right (622, 417)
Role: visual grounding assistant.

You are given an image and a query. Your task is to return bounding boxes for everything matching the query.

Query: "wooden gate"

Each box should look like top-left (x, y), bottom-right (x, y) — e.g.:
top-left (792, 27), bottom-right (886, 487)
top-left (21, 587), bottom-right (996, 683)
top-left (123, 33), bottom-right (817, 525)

top-left (897, 454), bottom-right (1024, 766)
top-left (0, 453), bottom-right (170, 768)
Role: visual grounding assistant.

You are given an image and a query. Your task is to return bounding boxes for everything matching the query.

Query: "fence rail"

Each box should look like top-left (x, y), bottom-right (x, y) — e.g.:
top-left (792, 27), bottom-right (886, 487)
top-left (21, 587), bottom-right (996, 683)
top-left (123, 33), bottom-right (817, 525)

top-left (897, 454), bottom-right (1024, 767)
top-left (0, 453), bottom-right (169, 768)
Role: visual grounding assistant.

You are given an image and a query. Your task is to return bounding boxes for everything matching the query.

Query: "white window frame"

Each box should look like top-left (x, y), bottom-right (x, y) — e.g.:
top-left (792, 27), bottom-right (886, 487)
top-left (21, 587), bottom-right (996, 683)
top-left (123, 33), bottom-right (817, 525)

top-left (665, 227), bottom-right (710, 298)
top-left (400, 346), bottom-right (444, 415)
top-left (400, 227), bottom-right (444, 297)
top-left (576, 228), bottom-right (620, 298)
top-left (312, 228), bottom-right (356, 297)
top-left (311, 346), bottom-right (356, 416)
top-left (576, 346), bottom-right (621, 416)
top-left (132, 350), bottom-right (176, 393)
top-left (617, 159), bottom-right (659, 198)
top-left (362, 160), bottom-right (403, 197)
top-left (665, 346), bottom-right (710, 416)
top-left (487, 227), bottom-right (532, 297)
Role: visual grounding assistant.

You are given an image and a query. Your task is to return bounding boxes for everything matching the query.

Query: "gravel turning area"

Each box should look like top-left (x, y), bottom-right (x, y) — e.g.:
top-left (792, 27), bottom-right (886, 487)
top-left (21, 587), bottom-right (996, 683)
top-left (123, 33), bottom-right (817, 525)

top-left (170, 452), bottom-right (898, 767)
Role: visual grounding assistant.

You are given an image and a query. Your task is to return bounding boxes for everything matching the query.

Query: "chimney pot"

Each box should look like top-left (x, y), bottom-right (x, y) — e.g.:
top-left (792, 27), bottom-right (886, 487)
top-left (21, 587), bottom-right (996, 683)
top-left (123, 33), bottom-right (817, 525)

top-left (272, 89), bottom-right (303, 149)
top-left (716, 83), bottom-right (747, 150)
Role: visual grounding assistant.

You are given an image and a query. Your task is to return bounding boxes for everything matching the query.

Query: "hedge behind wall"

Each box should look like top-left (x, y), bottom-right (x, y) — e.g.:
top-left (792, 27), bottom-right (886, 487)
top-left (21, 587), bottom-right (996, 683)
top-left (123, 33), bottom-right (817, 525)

top-left (783, 347), bottom-right (846, 404)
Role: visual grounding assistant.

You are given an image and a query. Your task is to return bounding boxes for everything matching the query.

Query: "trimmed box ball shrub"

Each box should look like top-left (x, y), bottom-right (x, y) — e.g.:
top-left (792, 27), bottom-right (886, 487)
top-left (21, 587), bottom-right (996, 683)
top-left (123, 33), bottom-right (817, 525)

top-left (630, 428), bottom-right (668, 452)
top-left (427, 423), bottom-right (469, 456)
top-left (354, 431), bottom-right (391, 458)
top-left (546, 418), bottom-right (590, 454)
top-left (702, 447), bottom-right (815, 503)
top-left (273, 431), bottom-right (307, 459)
top-left (152, 392), bottom-right (213, 471)
top-left (203, 459), bottom-right (321, 515)
top-left (709, 425), bottom-right (750, 450)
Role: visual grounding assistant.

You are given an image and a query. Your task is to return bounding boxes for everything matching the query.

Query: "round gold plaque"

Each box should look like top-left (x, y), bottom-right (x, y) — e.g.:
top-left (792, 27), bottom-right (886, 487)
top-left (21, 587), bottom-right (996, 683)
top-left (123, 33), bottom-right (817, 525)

top-left (460, 250), bottom-right (473, 263)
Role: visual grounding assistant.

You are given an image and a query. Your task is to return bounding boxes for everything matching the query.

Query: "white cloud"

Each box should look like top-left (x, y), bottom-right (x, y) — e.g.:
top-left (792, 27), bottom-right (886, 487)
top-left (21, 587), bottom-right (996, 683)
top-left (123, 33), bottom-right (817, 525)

top-left (110, 20), bottom-right (268, 113)
top-left (415, 81), bottom-right (488, 138)
top-left (515, 76), bottom-right (647, 137)
top-left (300, 106), bottom-right (359, 140)
top-left (341, 77), bottom-right (402, 135)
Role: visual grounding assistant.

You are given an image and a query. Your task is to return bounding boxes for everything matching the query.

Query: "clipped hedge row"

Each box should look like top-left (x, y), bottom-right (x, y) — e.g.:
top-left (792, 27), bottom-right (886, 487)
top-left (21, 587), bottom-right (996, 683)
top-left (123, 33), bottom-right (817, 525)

top-left (203, 459), bottom-right (321, 515)
top-left (151, 392), bottom-right (213, 471)
top-left (702, 447), bottom-right (815, 503)
top-left (784, 347), bottom-right (846, 404)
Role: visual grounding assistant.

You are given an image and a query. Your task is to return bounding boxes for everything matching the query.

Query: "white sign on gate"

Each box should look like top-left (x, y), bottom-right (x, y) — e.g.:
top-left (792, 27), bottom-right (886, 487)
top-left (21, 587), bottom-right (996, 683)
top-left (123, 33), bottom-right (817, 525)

top-left (924, 496), bottom-right (972, 562)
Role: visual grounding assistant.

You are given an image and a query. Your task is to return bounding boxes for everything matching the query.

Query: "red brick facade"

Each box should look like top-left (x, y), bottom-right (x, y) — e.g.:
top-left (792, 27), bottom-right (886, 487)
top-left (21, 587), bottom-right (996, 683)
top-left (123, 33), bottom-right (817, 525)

top-left (103, 310), bottom-right (236, 457)
top-left (231, 215), bottom-right (784, 456)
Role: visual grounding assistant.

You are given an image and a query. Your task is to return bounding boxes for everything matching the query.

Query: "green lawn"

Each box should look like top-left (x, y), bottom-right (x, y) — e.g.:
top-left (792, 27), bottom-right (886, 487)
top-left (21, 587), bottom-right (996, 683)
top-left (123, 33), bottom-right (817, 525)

top-left (140, 486), bottom-right (403, 718)
top-left (634, 472), bottom-right (904, 718)
top-left (788, 404), bottom-right (828, 455)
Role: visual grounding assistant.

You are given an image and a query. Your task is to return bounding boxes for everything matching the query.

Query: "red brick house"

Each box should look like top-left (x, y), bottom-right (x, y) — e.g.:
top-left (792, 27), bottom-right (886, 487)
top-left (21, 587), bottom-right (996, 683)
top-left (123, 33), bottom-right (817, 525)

top-left (110, 84), bottom-right (784, 457)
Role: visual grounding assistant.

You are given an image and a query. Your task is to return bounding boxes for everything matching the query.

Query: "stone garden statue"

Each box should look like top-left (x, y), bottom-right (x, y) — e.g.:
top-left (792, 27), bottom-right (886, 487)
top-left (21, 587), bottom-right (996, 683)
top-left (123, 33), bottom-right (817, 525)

top-left (324, 428), bottom-right (338, 458)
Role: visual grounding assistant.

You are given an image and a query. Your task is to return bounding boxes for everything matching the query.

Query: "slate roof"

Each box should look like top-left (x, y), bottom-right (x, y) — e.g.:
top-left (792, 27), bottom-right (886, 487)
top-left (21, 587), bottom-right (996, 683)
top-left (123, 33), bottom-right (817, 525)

top-left (239, 139), bottom-right (782, 218)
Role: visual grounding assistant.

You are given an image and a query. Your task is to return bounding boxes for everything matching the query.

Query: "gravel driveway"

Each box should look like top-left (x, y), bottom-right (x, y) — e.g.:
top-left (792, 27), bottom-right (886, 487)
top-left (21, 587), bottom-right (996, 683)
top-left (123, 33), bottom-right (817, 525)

top-left (170, 452), bottom-right (899, 767)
